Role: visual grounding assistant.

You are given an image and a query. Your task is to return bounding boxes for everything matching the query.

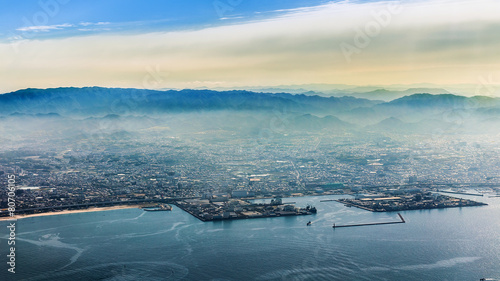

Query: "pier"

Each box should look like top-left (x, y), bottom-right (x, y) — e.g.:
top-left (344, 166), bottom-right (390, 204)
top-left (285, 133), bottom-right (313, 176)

top-left (333, 213), bottom-right (405, 228)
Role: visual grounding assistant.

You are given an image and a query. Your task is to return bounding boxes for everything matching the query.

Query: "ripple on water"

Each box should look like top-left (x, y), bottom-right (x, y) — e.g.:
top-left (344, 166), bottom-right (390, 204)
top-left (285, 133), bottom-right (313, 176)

top-left (25, 261), bottom-right (189, 281)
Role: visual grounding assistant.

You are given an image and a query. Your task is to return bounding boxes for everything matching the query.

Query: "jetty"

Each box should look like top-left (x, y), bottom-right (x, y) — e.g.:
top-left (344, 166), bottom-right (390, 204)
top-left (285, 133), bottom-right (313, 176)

top-left (333, 213), bottom-right (405, 228)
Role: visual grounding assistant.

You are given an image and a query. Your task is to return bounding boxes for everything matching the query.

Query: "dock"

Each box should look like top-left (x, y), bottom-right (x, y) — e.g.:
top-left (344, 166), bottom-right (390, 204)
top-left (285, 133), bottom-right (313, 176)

top-left (333, 213), bottom-right (405, 228)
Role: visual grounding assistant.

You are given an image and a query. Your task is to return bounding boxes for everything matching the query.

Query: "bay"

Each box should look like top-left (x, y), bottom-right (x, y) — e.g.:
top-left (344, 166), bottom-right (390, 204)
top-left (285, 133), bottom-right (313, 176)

top-left (1, 195), bottom-right (499, 280)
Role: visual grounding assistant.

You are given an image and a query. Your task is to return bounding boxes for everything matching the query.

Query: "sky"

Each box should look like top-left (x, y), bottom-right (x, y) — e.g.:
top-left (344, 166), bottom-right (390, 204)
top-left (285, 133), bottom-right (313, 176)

top-left (1, 0), bottom-right (500, 95)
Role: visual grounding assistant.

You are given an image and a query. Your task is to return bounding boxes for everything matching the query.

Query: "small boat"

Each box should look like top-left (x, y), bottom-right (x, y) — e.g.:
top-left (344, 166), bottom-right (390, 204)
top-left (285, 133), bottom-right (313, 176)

top-left (306, 221), bottom-right (312, 226)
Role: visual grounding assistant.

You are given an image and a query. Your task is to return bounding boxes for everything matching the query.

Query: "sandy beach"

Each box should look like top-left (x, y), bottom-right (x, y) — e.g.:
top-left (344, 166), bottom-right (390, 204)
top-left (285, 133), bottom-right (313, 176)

top-left (0, 205), bottom-right (142, 221)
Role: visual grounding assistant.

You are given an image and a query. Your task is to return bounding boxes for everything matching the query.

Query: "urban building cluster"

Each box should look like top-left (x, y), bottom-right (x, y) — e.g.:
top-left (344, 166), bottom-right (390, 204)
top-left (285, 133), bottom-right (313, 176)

top-left (1, 132), bottom-right (498, 215)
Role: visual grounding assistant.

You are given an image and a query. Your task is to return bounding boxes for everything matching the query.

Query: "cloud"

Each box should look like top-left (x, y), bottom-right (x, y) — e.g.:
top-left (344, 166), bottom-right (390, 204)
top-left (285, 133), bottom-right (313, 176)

top-left (16, 23), bottom-right (73, 32)
top-left (79, 22), bottom-right (111, 27)
top-left (78, 28), bottom-right (111, 32)
top-left (220, 16), bottom-right (244, 21)
top-left (1, 0), bottom-right (500, 93)
top-left (13, 22), bottom-right (111, 35)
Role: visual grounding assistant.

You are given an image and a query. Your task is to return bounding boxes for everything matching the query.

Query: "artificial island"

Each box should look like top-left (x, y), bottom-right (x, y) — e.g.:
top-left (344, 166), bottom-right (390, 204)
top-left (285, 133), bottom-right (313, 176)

top-left (335, 191), bottom-right (487, 212)
top-left (175, 197), bottom-right (316, 222)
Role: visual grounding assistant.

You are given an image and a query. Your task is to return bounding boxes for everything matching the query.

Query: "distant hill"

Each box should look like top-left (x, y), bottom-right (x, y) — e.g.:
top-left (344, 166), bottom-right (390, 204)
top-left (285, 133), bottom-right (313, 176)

top-left (368, 117), bottom-right (409, 132)
top-left (385, 93), bottom-right (468, 107)
top-left (347, 88), bottom-right (450, 101)
top-left (292, 114), bottom-right (353, 131)
top-left (370, 94), bottom-right (500, 119)
top-left (0, 87), bottom-right (378, 116)
top-left (1, 87), bottom-right (500, 136)
top-left (366, 117), bottom-right (459, 134)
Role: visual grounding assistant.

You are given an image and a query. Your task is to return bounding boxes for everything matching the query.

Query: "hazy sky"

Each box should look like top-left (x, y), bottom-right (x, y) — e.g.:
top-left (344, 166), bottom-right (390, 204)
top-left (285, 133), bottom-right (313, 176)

top-left (1, 0), bottom-right (500, 94)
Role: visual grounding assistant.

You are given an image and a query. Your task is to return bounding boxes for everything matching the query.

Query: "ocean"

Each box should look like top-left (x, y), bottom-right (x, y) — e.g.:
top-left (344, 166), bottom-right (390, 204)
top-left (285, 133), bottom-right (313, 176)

top-left (1, 195), bottom-right (499, 281)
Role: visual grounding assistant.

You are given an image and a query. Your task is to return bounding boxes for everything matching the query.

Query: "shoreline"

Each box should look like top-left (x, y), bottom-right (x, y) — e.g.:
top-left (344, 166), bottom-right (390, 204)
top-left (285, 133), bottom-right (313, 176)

top-left (0, 205), bottom-right (142, 221)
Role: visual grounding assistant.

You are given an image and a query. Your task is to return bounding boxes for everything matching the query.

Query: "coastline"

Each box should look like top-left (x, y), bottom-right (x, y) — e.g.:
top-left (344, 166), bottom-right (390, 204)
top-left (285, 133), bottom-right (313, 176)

top-left (0, 205), bottom-right (142, 221)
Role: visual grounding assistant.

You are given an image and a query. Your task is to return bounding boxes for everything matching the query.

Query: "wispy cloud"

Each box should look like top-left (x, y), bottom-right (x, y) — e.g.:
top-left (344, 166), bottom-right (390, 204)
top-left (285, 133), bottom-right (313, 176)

top-left (2, 0), bottom-right (500, 93)
top-left (14, 22), bottom-right (111, 34)
top-left (77, 22), bottom-right (112, 32)
top-left (220, 16), bottom-right (244, 21)
top-left (79, 22), bottom-right (111, 27)
top-left (16, 23), bottom-right (73, 32)
top-left (78, 28), bottom-right (111, 32)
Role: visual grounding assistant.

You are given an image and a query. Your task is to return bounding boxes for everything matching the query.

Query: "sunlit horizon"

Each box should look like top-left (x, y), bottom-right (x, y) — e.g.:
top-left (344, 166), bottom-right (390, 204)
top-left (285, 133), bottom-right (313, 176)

top-left (1, 0), bottom-right (500, 96)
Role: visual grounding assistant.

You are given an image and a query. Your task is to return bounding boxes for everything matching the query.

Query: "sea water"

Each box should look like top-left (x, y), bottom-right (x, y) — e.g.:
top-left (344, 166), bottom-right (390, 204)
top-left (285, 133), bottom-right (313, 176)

top-left (1, 195), bottom-right (499, 280)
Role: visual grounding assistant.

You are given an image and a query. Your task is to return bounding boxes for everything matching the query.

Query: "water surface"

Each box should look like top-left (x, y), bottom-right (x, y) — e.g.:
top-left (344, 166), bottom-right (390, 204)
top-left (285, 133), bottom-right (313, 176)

top-left (1, 195), bottom-right (499, 280)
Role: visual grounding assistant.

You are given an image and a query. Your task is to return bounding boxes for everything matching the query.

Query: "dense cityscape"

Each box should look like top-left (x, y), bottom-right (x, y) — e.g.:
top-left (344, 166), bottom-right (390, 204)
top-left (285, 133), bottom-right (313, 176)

top-left (1, 130), bottom-right (498, 215)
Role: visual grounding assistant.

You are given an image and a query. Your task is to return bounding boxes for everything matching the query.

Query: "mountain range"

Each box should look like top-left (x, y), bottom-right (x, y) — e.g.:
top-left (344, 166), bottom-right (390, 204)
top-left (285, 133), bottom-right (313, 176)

top-left (1, 87), bottom-right (499, 140)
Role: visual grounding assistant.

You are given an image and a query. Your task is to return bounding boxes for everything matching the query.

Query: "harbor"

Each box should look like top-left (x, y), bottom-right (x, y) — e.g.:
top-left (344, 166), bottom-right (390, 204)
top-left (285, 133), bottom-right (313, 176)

top-left (5, 194), bottom-right (499, 280)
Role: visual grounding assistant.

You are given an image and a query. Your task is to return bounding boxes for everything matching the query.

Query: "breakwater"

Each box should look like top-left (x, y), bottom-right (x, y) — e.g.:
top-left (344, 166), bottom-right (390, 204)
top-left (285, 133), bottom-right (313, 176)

top-left (333, 213), bottom-right (405, 228)
top-left (437, 190), bottom-right (484, 197)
